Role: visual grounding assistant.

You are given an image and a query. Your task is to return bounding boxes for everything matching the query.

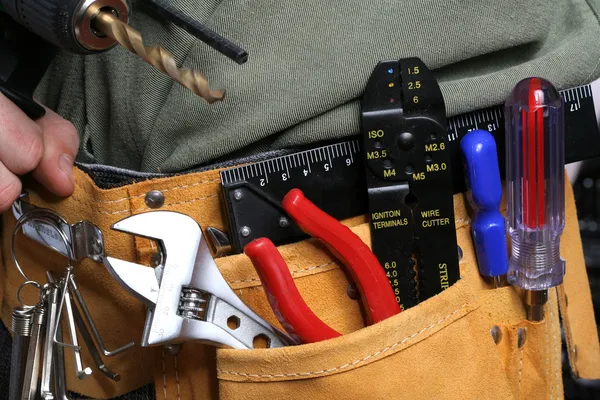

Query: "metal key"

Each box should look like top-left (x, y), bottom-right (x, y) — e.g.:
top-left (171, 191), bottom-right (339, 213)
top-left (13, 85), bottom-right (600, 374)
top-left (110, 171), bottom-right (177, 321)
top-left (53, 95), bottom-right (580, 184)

top-left (21, 303), bottom-right (46, 400)
top-left (8, 307), bottom-right (33, 400)
top-left (40, 285), bottom-right (60, 399)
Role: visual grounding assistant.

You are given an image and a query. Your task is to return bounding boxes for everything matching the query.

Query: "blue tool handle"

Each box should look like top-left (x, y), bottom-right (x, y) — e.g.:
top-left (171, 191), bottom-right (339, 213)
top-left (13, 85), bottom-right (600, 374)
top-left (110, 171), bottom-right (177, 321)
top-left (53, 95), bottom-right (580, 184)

top-left (460, 129), bottom-right (508, 278)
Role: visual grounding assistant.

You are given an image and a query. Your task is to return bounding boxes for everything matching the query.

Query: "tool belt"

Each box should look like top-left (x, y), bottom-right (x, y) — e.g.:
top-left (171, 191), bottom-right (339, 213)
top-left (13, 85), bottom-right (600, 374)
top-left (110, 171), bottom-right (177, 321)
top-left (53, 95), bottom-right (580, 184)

top-left (1, 164), bottom-right (599, 399)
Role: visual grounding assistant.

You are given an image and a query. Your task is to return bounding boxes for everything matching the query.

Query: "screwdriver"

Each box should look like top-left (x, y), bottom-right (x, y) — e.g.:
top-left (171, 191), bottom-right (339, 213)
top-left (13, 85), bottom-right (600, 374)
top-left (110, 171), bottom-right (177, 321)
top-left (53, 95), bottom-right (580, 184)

top-left (461, 129), bottom-right (508, 287)
top-left (505, 77), bottom-right (566, 321)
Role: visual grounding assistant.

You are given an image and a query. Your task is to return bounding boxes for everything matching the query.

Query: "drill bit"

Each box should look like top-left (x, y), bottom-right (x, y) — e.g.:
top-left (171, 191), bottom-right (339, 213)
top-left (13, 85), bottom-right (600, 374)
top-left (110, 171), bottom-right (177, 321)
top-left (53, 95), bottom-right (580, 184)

top-left (91, 10), bottom-right (225, 103)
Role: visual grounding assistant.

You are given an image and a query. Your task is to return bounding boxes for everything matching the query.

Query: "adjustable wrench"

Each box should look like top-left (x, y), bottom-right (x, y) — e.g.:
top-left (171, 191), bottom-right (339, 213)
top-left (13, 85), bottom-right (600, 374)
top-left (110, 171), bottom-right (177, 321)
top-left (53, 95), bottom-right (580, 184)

top-left (103, 211), bottom-right (295, 349)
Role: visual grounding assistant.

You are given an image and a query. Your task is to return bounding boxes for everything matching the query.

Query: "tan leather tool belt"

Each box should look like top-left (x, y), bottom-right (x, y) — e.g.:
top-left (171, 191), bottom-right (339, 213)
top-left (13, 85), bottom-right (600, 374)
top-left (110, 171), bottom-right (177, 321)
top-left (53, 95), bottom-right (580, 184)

top-left (1, 165), bottom-right (599, 399)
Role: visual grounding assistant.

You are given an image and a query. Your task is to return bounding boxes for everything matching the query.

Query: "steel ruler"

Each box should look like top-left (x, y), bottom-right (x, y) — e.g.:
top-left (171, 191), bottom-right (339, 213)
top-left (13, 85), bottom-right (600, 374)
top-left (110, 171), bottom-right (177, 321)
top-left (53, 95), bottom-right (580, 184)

top-left (220, 79), bottom-right (600, 254)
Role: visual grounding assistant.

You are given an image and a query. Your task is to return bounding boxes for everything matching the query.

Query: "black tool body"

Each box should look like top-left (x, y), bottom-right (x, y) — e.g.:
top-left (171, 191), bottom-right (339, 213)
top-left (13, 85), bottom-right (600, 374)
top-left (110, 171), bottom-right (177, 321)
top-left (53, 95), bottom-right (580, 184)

top-left (221, 141), bottom-right (366, 252)
top-left (361, 58), bottom-right (459, 309)
top-left (221, 79), bottom-right (600, 255)
top-left (0, 14), bottom-right (57, 119)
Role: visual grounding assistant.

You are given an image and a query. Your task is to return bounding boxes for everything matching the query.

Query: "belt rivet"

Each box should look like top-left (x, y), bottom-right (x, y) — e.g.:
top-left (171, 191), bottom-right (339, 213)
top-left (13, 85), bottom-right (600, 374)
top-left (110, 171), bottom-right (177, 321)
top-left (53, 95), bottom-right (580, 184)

top-left (145, 190), bottom-right (165, 208)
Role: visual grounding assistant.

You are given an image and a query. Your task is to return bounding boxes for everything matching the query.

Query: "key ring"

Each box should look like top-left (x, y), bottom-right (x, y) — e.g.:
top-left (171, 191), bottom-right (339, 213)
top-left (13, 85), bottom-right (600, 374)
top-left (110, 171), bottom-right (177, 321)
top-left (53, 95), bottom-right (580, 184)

top-left (11, 208), bottom-right (74, 282)
top-left (16, 280), bottom-right (43, 309)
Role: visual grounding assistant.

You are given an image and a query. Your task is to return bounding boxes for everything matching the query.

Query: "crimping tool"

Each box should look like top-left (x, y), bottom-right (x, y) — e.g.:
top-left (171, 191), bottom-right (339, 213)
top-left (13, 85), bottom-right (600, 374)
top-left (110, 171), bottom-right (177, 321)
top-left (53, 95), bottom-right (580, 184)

top-left (361, 58), bottom-right (460, 310)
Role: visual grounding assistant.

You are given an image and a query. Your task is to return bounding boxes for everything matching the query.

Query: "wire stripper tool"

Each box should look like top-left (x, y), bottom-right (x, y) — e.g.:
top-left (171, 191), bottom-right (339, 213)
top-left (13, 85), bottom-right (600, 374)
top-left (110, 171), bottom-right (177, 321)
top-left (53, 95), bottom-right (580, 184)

top-left (361, 58), bottom-right (460, 310)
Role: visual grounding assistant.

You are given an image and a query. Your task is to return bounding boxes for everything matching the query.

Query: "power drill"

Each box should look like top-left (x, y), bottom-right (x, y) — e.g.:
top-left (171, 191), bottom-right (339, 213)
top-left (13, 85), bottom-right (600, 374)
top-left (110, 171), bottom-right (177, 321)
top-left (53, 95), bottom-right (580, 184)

top-left (0, 0), bottom-right (131, 119)
top-left (0, 0), bottom-right (248, 118)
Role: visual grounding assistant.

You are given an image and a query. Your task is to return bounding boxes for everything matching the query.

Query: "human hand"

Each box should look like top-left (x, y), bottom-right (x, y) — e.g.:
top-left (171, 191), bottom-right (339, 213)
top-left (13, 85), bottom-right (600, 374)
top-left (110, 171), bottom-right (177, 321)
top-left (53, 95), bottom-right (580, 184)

top-left (0, 93), bottom-right (79, 212)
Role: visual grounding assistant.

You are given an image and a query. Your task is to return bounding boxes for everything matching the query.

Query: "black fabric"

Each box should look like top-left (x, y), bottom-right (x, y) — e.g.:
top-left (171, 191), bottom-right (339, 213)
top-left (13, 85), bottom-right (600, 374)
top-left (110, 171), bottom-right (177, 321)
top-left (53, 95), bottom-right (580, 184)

top-left (0, 321), bottom-right (155, 399)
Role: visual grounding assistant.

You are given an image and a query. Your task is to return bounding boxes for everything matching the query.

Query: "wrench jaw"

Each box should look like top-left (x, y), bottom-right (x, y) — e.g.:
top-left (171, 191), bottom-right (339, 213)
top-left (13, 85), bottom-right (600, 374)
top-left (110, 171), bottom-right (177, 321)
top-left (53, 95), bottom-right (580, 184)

top-left (105, 211), bottom-right (295, 349)
top-left (105, 211), bottom-right (202, 347)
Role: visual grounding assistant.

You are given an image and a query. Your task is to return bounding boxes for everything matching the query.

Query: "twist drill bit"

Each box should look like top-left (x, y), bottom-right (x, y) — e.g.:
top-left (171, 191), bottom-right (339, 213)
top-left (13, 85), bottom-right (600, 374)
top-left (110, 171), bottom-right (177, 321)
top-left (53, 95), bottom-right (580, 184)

top-left (91, 9), bottom-right (225, 103)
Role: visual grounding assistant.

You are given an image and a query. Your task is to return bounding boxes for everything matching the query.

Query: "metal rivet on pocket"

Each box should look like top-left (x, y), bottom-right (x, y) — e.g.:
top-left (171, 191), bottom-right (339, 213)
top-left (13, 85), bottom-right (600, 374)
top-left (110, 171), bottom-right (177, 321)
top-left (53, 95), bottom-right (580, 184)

top-left (347, 283), bottom-right (359, 300)
top-left (490, 325), bottom-right (502, 344)
top-left (457, 245), bottom-right (463, 261)
top-left (164, 344), bottom-right (181, 355)
top-left (145, 190), bottom-right (165, 208)
top-left (518, 327), bottom-right (527, 348)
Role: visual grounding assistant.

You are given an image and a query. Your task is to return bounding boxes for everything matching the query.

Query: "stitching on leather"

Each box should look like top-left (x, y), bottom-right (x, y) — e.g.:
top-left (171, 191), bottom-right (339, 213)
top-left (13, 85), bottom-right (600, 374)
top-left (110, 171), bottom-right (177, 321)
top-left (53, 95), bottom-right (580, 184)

top-left (175, 354), bottom-right (181, 400)
top-left (74, 178), bottom-right (221, 205)
top-left (546, 297), bottom-right (552, 400)
top-left (518, 346), bottom-right (524, 395)
top-left (217, 298), bottom-right (477, 378)
top-left (68, 193), bottom-right (218, 215)
top-left (162, 348), bottom-right (168, 400)
top-left (229, 261), bottom-right (338, 284)
top-left (550, 292), bottom-right (559, 398)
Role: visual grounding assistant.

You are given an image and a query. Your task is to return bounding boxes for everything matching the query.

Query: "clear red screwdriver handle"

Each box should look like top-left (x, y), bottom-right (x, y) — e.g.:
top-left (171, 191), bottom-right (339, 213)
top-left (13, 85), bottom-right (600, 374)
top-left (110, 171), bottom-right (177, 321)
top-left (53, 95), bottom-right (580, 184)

top-left (505, 77), bottom-right (565, 290)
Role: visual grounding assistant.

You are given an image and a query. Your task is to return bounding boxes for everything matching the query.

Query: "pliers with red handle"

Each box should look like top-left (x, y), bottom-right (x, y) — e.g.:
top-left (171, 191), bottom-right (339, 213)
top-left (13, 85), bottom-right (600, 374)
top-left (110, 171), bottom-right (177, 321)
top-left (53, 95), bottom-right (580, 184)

top-left (244, 189), bottom-right (401, 344)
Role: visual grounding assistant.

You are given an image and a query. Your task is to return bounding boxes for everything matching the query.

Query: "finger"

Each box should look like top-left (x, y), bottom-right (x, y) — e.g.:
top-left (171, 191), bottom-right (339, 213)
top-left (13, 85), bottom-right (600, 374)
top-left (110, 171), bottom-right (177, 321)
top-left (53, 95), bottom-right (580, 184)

top-left (0, 93), bottom-right (44, 175)
top-left (0, 160), bottom-right (22, 212)
top-left (31, 108), bottom-right (79, 197)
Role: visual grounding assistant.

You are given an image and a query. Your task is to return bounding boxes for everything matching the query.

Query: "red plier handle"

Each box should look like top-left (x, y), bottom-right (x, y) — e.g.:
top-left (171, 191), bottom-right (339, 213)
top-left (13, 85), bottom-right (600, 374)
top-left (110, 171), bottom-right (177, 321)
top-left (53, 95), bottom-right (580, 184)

top-left (244, 189), bottom-right (400, 344)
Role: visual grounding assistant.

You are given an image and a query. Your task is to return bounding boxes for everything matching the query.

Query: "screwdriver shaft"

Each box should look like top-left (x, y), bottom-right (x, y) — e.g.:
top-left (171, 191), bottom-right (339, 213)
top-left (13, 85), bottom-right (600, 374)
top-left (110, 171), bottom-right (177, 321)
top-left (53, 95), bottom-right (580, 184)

top-left (92, 11), bottom-right (225, 103)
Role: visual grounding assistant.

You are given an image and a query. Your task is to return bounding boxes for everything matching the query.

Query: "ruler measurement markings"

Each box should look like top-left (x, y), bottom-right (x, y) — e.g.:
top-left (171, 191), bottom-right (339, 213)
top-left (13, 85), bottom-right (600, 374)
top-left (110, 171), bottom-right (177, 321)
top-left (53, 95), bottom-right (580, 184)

top-left (339, 142), bottom-right (346, 157)
top-left (264, 162), bottom-right (269, 184)
top-left (285, 157), bottom-right (291, 179)
top-left (327, 146), bottom-right (333, 167)
top-left (577, 88), bottom-right (581, 108)
top-left (223, 170), bottom-right (230, 185)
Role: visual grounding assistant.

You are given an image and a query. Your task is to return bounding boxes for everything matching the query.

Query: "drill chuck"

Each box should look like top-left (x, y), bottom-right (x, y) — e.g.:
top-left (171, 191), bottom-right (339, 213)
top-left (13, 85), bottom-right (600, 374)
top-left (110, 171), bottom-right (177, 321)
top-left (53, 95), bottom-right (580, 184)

top-left (0, 0), bottom-right (129, 53)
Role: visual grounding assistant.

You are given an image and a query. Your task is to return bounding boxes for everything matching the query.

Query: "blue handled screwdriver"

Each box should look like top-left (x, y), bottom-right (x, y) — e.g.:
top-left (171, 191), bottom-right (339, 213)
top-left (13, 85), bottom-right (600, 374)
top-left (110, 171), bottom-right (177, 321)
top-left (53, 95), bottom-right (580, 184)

top-left (461, 129), bottom-right (509, 287)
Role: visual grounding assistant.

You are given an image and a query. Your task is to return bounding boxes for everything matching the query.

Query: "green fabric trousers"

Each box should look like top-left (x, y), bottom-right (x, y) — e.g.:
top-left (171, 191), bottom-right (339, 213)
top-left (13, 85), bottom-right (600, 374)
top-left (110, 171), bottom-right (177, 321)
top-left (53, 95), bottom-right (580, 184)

top-left (35, 0), bottom-right (600, 173)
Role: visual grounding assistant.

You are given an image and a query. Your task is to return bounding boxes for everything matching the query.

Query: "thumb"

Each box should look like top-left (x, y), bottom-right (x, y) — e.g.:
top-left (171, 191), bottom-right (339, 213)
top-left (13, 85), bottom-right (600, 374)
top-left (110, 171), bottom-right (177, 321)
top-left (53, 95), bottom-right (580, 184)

top-left (31, 108), bottom-right (80, 197)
